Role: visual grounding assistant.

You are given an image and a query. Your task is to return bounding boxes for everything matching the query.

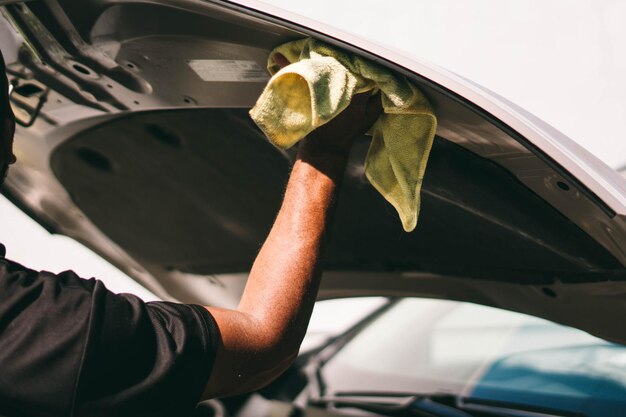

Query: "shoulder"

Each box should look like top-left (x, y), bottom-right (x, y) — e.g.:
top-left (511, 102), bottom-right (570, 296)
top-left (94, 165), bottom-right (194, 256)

top-left (0, 257), bottom-right (98, 289)
top-left (0, 257), bottom-right (99, 319)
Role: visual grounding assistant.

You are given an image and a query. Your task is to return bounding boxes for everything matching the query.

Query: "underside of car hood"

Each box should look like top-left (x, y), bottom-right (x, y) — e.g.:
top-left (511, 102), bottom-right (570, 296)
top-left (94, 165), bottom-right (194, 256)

top-left (49, 109), bottom-right (620, 280)
top-left (2, 0), bottom-right (626, 343)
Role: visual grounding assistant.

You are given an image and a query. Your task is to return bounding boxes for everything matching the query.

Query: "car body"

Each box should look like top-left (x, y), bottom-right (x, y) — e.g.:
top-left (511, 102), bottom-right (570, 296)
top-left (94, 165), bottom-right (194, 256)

top-left (276, 296), bottom-right (626, 417)
top-left (1, 0), bottom-right (626, 415)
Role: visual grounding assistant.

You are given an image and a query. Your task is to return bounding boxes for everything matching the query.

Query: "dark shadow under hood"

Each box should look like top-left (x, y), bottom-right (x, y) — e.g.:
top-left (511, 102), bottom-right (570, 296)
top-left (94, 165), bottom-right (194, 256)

top-left (50, 107), bottom-right (622, 283)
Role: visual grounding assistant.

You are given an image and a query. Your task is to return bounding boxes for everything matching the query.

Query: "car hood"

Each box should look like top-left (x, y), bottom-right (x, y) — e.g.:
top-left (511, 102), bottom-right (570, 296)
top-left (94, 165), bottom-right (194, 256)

top-left (2, 0), bottom-right (626, 343)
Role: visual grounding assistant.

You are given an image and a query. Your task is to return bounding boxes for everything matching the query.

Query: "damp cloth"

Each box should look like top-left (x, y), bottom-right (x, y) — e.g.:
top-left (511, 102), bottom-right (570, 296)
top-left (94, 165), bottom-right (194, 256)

top-left (250, 38), bottom-right (437, 232)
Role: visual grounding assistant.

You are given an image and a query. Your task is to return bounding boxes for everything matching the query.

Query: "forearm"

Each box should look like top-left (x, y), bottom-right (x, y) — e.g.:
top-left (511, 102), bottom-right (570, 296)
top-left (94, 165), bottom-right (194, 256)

top-left (204, 138), bottom-right (351, 397)
top-left (239, 139), bottom-right (350, 346)
top-left (202, 91), bottom-right (379, 399)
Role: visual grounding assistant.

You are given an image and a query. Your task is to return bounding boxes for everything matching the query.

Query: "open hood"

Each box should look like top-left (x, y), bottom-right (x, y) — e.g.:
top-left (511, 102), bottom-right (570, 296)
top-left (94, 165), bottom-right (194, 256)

top-left (2, 0), bottom-right (626, 343)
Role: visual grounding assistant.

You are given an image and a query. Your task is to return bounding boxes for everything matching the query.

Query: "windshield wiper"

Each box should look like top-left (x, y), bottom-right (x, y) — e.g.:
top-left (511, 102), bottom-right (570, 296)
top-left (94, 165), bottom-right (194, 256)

top-left (309, 391), bottom-right (472, 417)
top-left (458, 397), bottom-right (587, 417)
top-left (308, 392), bottom-right (588, 417)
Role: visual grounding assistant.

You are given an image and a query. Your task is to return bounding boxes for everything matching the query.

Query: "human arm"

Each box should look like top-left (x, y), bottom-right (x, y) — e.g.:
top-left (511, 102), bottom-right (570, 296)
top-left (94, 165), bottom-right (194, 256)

top-left (202, 91), bottom-right (381, 398)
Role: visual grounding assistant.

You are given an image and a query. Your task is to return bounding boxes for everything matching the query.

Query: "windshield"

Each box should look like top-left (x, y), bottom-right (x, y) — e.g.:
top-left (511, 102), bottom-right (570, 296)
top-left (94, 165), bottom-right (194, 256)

top-left (256, 0), bottom-right (626, 173)
top-left (320, 298), bottom-right (626, 416)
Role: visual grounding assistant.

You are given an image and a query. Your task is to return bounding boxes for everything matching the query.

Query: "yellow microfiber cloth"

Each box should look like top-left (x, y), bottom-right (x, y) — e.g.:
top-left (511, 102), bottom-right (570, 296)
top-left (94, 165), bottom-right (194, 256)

top-left (250, 38), bottom-right (437, 232)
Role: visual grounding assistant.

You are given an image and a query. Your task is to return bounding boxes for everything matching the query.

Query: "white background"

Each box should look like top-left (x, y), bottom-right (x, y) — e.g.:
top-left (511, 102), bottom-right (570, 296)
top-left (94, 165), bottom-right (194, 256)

top-left (260, 0), bottom-right (626, 169)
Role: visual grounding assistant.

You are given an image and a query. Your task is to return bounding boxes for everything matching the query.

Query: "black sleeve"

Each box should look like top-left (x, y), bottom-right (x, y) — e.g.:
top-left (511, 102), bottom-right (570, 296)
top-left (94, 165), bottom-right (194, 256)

top-left (0, 251), bottom-right (219, 417)
top-left (75, 282), bottom-right (220, 417)
top-left (0, 259), bottom-right (96, 417)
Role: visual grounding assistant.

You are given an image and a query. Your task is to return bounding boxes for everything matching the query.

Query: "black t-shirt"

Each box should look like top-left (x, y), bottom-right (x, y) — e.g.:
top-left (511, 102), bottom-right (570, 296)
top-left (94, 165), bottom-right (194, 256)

top-left (0, 244), bottom-right (220, 417)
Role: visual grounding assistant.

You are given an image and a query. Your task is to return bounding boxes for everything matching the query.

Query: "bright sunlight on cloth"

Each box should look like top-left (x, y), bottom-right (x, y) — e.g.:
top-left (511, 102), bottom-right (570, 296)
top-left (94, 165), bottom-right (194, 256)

top-left (250, 38), bottom-right (437, 232)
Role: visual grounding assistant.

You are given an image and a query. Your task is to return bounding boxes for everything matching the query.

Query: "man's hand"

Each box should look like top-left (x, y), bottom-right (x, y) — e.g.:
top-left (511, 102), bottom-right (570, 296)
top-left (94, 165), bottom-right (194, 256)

top-left (304, 90), bottom-right (382, 151)
top-left (202, 58), bottom-right (382, 399)
top-left (298, 90), bottom-right (382, 181)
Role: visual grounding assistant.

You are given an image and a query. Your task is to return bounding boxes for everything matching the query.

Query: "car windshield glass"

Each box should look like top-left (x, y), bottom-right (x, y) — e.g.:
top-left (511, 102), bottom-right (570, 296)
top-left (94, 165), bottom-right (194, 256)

top-left (320, 298), bottom-right (626, 416)
top-left (256, 0), bottom-right (626, 173)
